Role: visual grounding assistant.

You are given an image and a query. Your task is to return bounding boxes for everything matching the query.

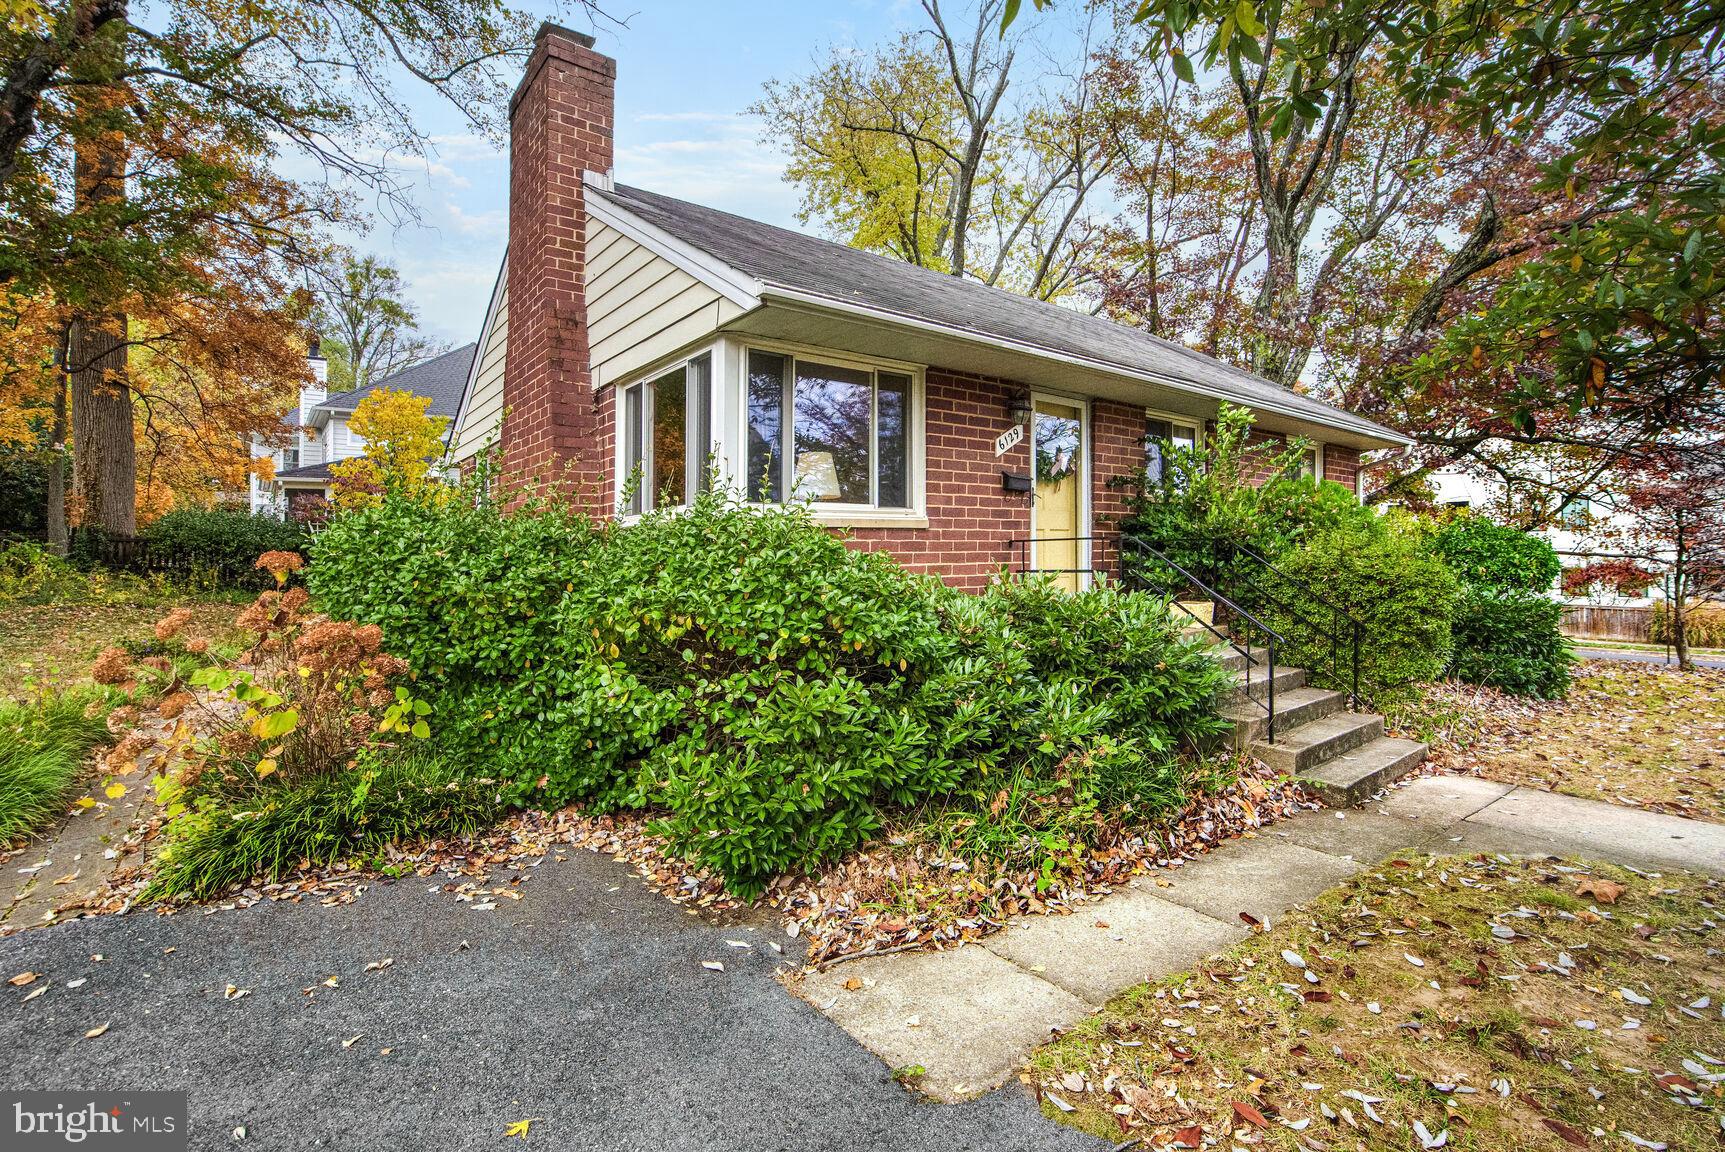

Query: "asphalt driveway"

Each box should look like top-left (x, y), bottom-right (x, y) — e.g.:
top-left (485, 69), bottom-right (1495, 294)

top-left (1, 851), bottom-right (1103, 1151)
top-left (1574, 645), bottom-right (1725, 669)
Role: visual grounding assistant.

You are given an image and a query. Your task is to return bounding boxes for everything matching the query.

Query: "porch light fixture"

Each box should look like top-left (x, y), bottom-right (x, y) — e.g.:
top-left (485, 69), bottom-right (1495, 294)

top-left (1006, 392), bottom-right (1032, 426)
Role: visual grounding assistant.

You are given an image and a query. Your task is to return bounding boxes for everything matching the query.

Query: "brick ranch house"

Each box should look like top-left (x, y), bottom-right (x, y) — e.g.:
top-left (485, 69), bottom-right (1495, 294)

top-left (447, 24), bottom-right (1411, 591)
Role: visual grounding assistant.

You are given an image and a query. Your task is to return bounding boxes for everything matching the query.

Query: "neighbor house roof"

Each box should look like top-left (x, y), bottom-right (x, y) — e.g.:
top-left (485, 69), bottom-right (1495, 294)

top-left (590, 183), bottom-right (1408, 446)
top-left (319, 343), bottom-right (477, 421)
top-left (274, 461), bottom-right (334, 483)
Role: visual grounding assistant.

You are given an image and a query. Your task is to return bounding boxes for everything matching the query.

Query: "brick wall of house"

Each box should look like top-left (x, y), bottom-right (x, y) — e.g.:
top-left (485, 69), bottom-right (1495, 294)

top-left (1091, 399), bottom-right (1146, 535)
top-left (843, 371), bottom-right (1149, 591)
top-left (1322, 444), bottom-right (1361, 492)
top-left (501, 24), bottom-right (615, 516)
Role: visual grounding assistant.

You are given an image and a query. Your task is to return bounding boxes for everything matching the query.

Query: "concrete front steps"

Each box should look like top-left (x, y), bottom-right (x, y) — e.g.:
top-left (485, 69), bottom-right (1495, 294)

top-left (1210, 644), bottom-right (1427, 805)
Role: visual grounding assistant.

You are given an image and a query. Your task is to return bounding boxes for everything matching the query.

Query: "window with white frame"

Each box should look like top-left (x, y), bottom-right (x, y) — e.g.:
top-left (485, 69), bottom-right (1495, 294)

top-left (1144, 413), bottom-right (1200, 484)
top-left (745, 349), bottom-right (912, 510)
top-left (621, 352), bottom-right (714, 514)
top-left (1298, 444), bottom-right (1323, 482)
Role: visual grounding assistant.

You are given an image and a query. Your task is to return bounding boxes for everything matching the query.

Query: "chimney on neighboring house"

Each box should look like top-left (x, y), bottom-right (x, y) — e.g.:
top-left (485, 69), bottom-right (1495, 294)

top-left (502, 23), bottom-right (616, 511)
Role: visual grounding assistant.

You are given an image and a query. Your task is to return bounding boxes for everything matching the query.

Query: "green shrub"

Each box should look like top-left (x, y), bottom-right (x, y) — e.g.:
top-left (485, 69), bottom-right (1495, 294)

top-left (1270, 521), bottom-right (1459, 699)
top-left (0, 689), bottom-right (115, 843)
top-left (1445, 586), bottom-right (1573, 698)
top-left (311, 485), bottom-right (1233, 897)
top-left (139, 508), bottom-right (311, 586)
top-left (911, 577), bottom-right (1232, 870)
top-left (143, 747), bottom-right (507, 902)
top-left (1650, 601), bottom-right (1725, 648)
top-left (0, 542), bottom-right (85, 604)
top-left (1120, 404), bottom-right (1375, 595)
top-left (1429, 513), bottom-right (1560, 593)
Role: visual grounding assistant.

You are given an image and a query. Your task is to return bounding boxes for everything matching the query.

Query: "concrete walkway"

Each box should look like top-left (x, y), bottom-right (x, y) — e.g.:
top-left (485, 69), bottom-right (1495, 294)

top-left (796, 775), bottom-right (1725, 1101)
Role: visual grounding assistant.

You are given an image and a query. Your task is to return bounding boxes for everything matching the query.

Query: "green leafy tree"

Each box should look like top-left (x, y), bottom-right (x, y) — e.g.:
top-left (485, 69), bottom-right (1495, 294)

top-left (1, 0), bottom-right (610, 533)
top-left (310, 253), bottom-right (447, 392)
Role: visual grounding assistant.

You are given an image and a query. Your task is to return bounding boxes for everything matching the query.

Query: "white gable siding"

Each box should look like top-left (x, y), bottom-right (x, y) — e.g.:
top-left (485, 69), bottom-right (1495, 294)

top-left (450, 268), bottom-right (508, 464)
top-left (327, 418), bottom-right (365, 459)
top-left (585, 221), bottom-right (745, 389)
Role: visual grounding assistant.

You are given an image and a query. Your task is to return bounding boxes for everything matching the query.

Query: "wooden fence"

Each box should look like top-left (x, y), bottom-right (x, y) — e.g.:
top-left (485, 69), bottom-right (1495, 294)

top-left (1560, 604), bottom-right (1652, 643)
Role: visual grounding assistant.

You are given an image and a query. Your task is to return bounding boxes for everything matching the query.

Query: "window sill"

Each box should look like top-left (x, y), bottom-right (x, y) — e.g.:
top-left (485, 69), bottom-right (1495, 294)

top-left (813, 512), bottom-right (929, 530)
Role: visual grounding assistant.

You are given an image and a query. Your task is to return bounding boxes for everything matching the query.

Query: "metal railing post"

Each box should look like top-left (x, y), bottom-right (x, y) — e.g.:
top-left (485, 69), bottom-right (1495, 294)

top-left (1266, 631), bottom-right (1276, 745)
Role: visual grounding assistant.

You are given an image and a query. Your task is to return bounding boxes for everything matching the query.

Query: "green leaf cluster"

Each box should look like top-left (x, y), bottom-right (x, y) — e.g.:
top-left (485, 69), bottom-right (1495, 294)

top-left (1428, 513), bottom-right (1561, 594)
top-left (1428, 512), bottom-right (1572, 698)
top-left (1445, 586), bottom-right (1573, 700)
top-left (310, 485), bottom-right (1233, 897)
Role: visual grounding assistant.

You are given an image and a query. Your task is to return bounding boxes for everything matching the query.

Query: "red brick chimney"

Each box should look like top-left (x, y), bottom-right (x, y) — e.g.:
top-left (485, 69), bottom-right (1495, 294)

top-left (502, 23), bottom-right (615, 510)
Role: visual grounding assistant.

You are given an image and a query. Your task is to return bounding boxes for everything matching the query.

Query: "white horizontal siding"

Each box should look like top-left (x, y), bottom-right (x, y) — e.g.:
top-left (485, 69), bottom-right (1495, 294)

top-left (586, 221), bottom-right (743, 388)
top-left (451, 269), bottom-right (508, 463)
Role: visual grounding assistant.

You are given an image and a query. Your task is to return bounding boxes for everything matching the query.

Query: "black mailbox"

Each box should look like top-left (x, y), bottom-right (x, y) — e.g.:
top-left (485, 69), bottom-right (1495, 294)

top-left (1001, 471), bottom-right (1033, 493)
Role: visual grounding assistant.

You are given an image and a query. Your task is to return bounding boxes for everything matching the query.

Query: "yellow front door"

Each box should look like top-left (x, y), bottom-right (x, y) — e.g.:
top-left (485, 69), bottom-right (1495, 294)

top-left (1031, 398), bottom-right (1084, 592)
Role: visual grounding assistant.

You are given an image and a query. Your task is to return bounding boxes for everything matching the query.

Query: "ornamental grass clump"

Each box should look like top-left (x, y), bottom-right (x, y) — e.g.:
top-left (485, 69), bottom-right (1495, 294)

top-left (0, 689), bottom-right (116, 844)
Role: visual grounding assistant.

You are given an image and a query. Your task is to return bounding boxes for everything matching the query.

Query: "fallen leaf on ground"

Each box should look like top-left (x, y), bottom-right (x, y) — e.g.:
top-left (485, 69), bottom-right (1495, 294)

top-left (700, 961), bottom-right (724, 972)
top-left (9, 972), bottom-right (37, 987)
top-left (1231, 1100), bottom-right (1269, 1128)
top-left (342, 1034), bottom-right (363, 1049)
top-left (1575, 877), bottom-right (1625, 904)
top-left (83, 1022), bottom-right (109, 1038)
top-left (364, 958), bottom-right (393, 973)
top-left (504, 1118), bottom-right (539, 1139)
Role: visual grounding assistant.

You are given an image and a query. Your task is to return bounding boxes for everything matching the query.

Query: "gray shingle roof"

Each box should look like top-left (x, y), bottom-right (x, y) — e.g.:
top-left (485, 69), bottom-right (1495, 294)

top-left (275, 461), bottom-right (334, 481)
top-left (320, 343), bottom-right (477, 422)
top-left (593, 183), bottom-right (1406, 445)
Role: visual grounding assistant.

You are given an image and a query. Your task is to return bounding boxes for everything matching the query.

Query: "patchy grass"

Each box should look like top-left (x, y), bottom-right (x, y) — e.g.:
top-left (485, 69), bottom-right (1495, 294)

top-left (1029, 854), bottom-right (1724, 1152)
top-left (0, 600), bottom-right (245, 700)
top-left (1398, 661), bottom-right (1725, 824)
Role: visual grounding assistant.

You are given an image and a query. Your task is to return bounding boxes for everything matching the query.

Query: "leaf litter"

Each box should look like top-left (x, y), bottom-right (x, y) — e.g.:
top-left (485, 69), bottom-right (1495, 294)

top-left (1027, 854), bottom-right (1724, 1151)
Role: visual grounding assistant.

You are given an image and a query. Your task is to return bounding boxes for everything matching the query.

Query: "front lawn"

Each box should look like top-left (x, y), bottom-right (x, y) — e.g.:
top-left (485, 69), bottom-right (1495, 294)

top-left (1403, 661), bottom-right (1725, 823)
top-left (0, 600), bottom-right (243, 700)
top-left (1030, 854), bottom-right (1724, 1151)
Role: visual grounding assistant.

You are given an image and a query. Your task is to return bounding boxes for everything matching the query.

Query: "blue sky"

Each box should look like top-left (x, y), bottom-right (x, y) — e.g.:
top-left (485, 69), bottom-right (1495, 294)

top-left (343, 1), bottom-right (930, 346)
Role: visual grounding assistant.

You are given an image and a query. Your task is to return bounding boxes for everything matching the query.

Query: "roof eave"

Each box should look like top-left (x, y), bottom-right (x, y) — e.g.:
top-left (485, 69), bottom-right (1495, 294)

top-left (754, 285), bottom-right (1412, 449)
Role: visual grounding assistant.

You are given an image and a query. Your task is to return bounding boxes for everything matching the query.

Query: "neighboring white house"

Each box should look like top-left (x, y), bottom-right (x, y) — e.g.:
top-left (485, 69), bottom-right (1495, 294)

top-left (1429, 467), bottom-right (1662, 605)
top-left (250, 343), bottom-right (477, 518)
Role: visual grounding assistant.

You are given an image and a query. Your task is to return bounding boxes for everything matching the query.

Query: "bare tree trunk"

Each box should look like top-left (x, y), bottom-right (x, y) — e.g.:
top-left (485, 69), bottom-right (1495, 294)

top-left (67, 0), bottom-right (135, 536)
top-left (69, 314), bottom-right (133, 534)
top-left (45, 328), bottom-right (68, 555)
top-left (1672, 520), bottom-right (1692, 671)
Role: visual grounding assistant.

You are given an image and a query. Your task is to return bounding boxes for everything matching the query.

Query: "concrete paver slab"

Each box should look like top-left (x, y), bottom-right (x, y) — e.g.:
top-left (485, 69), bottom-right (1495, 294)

top-left (1465, 786), bottom-right (1725, 875)
top-left (798, 945), bottom-right (1090, 1102)
top-left (1378, 776), bottom-right (1514, 824)
top-left (1139, 837), bottom-right (1362, 925)
top-left (1271, 808), bottom-right (1443, 862)
top-left (981, 889), bottom-right (1243, 1005)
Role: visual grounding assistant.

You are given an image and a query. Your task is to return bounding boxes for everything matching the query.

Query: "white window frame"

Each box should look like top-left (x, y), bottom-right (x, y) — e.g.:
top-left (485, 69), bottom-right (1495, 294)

top-left (616, 345), bottom-right (717, 517)
top-left (1300, 443), bottom-right (1324, 484)
top-left (1142, 407), bottom-right (1202, 483)
top-left (734, 339), bottom-right (927, 525)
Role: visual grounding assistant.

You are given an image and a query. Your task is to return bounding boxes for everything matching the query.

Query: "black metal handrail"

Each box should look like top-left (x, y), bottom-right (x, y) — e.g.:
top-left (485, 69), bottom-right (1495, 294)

top-left (1230, 543), bottom-right (1363, 709)
top-left (1118, 536), bottom-right (1286, 744)
top-left (1006, 532), bottom-right (1288, 742)
top-left (1005, 534), bottom-right (1119, 579)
